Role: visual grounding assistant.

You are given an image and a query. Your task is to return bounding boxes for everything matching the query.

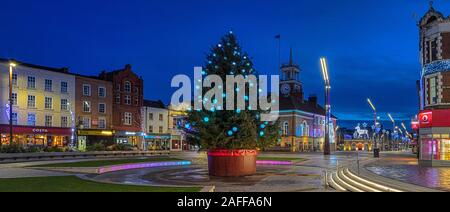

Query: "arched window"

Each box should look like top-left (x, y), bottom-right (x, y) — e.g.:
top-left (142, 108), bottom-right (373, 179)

top-left (302, 121), bottom-right (309, 137)
top-left (124, 81), bottom-right (131, 93)
top-left (283, 122), bottom-right (289, 135)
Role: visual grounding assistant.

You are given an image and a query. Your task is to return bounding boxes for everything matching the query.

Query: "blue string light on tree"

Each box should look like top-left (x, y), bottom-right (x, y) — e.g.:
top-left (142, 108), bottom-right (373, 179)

top-left (259, 131), bottom-right (265, 137)
top-left (232, 127), bottom-right (238, 132)
top-left (227, 130), bottom-right (234, 136)
top-left (203, 117), bottom-right (210, 123)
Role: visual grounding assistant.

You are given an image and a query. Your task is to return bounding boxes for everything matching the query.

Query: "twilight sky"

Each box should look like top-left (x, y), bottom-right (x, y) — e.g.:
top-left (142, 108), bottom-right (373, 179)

top-left (1, 0), bottom-right (448, 122)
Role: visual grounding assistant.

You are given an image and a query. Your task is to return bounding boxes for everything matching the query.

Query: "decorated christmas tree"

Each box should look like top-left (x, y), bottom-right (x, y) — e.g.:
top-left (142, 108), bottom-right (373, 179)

top-left (183, 31), bottom-right (280, 152)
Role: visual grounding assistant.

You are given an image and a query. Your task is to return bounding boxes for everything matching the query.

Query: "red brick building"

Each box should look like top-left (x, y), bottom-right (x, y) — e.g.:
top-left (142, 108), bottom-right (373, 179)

top-left (417, 4), bottom-right (450, 166)
top-left (74, 75), bottom-right (114, 150)
top-left (99, 64), bottom-right (144, 147)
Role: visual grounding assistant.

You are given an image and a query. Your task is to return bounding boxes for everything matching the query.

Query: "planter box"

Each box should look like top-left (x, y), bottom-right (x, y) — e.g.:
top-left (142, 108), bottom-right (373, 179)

top-left (207, 149), bottom-right (257, 177)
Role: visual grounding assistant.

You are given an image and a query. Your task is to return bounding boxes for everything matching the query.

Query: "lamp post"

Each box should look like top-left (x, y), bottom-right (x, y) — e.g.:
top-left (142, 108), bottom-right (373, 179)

top-left (388, 113), bottom-right (395, 151)
top-left (367, 98), bottom-right (379, 157)
top-left (9, 62), bottom-right (16, 145)
top-left (320, 57), bottom-right (331, 155)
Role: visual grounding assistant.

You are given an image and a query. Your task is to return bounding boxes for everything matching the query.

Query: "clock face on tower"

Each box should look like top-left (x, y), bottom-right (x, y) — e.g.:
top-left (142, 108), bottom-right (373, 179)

top-left (281, 84), bottom-right (291, 95)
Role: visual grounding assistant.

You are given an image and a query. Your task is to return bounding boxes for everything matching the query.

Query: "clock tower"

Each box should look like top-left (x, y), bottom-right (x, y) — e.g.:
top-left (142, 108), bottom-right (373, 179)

top-left (280, 48), bottom-right (303, 102)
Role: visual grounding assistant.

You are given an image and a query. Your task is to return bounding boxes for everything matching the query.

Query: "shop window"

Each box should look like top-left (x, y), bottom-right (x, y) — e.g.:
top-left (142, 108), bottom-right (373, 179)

top-left (11, 113), bottom-right (17, 125)
top-left (61, 81), bottom-right (68, 93)
top-left (98, 117), bottom-right (106, 129)
top-left (83, 84), bottom-right (91, 96)
top-left (27, 114), bottom-right (36, 126)
top-left (98, 86), bottom-right (106, 98)
top-left (61, 99), bottom-right (68, 111)
top-left (11, 93), bottom-right (17, 106)
top-left (12, 74), bottom-right (17, 86)
top-left (124, 81), bottom-right (131, 93)
top-left (27, 95), bottom-right (36, 108)
top-left (83, 101), bottom-right (91, 113)
top-left (45, 79), bottom-right (53, 92)
top-left (45, 115), bottom-right (53, 127)
top-left (61, 116), bottom-right (68, 128)
top-left (99, 103), bottom-right (106, 114)
top-left (124, 112), bottom-right (132, 125)
top-left (27, 76), bottom-right (35, 89)
top-left (45, 97), bottom-right (53, 109)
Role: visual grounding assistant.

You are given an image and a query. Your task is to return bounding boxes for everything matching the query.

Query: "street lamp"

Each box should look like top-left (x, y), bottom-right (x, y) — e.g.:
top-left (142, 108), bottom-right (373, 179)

top-left (388, 113), bottom-right (396, 150)
top-left (320, 57), bottom-right (331, 155)
top-left (367, 98), bottom-right (379, 157)
top-left (9, 62), bottom-right (16, 145)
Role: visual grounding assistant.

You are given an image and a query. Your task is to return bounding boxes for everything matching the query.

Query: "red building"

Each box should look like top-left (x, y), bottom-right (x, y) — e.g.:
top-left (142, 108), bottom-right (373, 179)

top-left (99, 64), bottom-right (144, 148)
top-left (417, 4), bottom-right (450, 166)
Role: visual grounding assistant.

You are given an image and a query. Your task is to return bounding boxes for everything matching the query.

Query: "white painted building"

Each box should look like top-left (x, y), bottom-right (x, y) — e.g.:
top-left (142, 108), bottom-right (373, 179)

top-left (142, 100), bottom-right (171, 150)
top-left (0, 59), bottom-right (76, 147)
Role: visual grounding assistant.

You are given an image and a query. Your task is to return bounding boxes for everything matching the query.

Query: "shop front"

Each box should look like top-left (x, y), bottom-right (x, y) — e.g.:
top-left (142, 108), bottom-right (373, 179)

top-left (0, 125), bottom-right (72, 147)
top-left (77, 129), bottom-right (114, 151)
top-left (114, 131), bottom-right (143, 148)
top-left (418, 109), bottom-right (450, 166)
top-left (144, 133), bottom-right (170, 151)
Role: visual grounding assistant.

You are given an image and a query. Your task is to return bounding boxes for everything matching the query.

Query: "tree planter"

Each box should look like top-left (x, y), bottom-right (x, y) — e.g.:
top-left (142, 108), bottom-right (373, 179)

top-left (207, 149), bottom-right (258, 177)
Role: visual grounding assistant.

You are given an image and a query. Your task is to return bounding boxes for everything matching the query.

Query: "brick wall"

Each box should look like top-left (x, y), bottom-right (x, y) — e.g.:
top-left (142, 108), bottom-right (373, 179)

top-left (443, 33), bottom-right (450, 59)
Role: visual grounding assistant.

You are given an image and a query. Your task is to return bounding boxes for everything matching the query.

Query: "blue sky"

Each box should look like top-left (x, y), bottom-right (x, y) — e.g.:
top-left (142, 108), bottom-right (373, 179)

top-left (0, 0), bottom-right (448, 122)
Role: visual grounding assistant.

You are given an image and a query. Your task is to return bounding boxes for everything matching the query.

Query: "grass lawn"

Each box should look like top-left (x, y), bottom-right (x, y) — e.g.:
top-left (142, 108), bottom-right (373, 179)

top-left (0, 176), bottom-right (201, 192)
top-left (257, 157), bottom-right (307, 162)
top-left (31, 157), bottom-right (184, 168)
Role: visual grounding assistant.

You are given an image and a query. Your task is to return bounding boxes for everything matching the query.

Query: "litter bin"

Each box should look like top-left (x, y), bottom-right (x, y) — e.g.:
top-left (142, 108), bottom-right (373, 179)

top-left (373, 148), bottom-right (380, 158)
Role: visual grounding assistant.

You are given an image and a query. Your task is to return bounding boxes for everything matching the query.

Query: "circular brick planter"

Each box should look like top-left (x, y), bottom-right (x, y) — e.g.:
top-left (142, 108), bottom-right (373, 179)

top-left (207, 149), bottom-right (258, 177)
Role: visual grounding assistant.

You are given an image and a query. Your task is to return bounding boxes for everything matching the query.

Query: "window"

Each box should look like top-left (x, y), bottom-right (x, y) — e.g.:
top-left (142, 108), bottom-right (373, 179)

top-left (61, 99), bottom-right (68, 111)
top-left (83, 84), bottom-right (91, 96)
top-left (159, 126), bottom-right (163, 133)
top-left (429, 39), bottom-right (438, 63)
top-left (429, 76), bottom-right (438, 105)
top-left (283, 122), bottom-right (289, 135)
top-left (98, 117), bottom-right (106, 129)
top-left (159, 114), bottom-right (163, 121)
top-left (12, 74), bottom-right (17, 86)
top-left (149, 126), bottom-right (153, 133)
top-left (61, 82), bottom-right (68, 93)
top-left (61, 116), bottom-right (68, 128)
top-left (27, 76), bottom-right (36, 89)
top-left (27, 95), bottom-right (36, 108)
top-left (45, 115), bottom-right (53, 127)
top-left (124, 95), bottom-right (131, 105)
top-left (98, 87), bottom-right (106, 98)
top-left (45, 97), bottom-right (53, 109)
top-left (11, 113), bottom-right (18, 125)
top-left (115, 94), bottom-right (121, 103)
top-left (124, 81), bottom-right (131, 93)
top-left (149, 113), bottom-right (154, 120)
top-left (83, 101), bottom-right (91, 112)
top-left (134, 86), bottom-right (139, 94)
top-left (82, 117), bottom-right (91, 128)
top-left (116, 84), bottom-right (121, 91)
top-left (27, 114), bottom-right (36, 126)
top-left (124, 112), bottom-right (132, 125)
top-left (98, 103), bottom-right (106, 114)
top-left (11, 93), bottom-right (17, 106)
top-left (134, 97), bottom-right (139, 105)
top-left (45, 79), bottom-right (53, 92)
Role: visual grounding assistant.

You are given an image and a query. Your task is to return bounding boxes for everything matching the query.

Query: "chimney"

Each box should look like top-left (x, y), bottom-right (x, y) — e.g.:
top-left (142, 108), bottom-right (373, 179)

top-left (308, 95), bottom-right (318, 107)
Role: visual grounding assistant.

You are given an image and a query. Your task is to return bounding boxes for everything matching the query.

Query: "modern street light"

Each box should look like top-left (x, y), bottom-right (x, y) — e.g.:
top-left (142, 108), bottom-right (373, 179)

top-left (388, 113), bottom-right (396, 150)
top-left (367, 98), bottom-right (379, 157)
top-left (320, 57), bottom-right (331, 156)
top-left (9, 62), bottom-right (16, 145)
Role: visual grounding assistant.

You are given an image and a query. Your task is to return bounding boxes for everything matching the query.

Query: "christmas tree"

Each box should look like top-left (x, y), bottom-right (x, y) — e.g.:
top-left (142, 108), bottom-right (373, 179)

top-left (184, 31), bottom-right (280, 150)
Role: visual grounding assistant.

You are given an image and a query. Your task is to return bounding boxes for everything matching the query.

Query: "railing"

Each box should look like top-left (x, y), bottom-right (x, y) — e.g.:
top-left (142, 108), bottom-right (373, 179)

top-left (0, 150), bottom-right (170, 162)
